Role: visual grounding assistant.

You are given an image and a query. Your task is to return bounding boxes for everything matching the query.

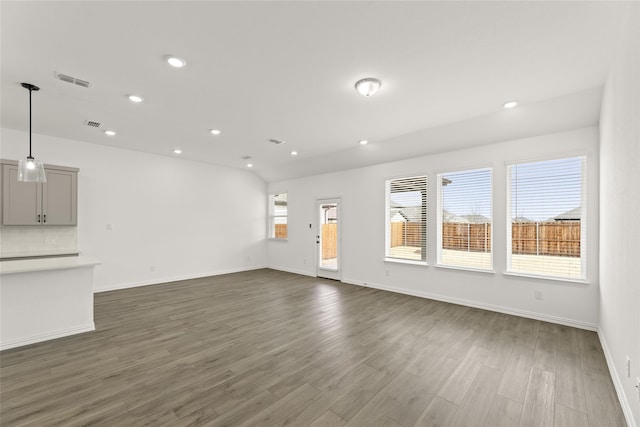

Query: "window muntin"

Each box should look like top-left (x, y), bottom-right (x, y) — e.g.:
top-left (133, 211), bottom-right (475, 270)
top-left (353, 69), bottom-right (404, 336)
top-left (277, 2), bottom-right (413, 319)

top-left (385, 176), bottom-right (427, 262)
top-left (437, 167), bottom-right (493, 270)
top-left (507, 156), bottom-right (585, 279)
top-left (269, 193), bottom-right (287, 239)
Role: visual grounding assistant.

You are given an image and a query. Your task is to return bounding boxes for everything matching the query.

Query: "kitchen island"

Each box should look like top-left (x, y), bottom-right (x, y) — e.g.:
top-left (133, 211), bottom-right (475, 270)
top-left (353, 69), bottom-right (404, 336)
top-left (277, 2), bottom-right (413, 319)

top-left (0, 255), bottom-right (100, 350)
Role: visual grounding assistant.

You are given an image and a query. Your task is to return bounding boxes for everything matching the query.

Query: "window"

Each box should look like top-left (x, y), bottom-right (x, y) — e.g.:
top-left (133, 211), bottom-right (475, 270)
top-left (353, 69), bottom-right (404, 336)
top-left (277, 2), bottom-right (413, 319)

top-left (507, 156), bottom-right (585, 280)
top-left (269, 193), bottom-right (287, 239)
top-left (437, 167), bottom-right (493, 270)
top-left (385, 176), bottom-right (427, 262)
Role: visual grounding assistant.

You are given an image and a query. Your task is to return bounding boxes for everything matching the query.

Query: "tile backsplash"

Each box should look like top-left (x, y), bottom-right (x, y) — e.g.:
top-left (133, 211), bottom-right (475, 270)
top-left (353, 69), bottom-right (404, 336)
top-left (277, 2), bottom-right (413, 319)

top-left (0, 226), bottom-right (78, 258)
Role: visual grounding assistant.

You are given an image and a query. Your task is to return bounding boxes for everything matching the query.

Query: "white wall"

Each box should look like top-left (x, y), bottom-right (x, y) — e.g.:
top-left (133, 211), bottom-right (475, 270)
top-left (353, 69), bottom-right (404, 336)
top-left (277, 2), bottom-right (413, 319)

top-left (599, 4), bottom-right (640, 426)
top-left (1, 128), bottom-right (268, 291)
top-left (268, 127), bottom-right (600, 328)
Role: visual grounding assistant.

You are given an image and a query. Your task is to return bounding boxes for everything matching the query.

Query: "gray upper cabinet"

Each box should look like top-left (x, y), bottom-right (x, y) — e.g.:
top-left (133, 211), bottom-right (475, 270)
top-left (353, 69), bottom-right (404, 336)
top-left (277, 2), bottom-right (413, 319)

top-left (1, 160), bottom-right (78, 226)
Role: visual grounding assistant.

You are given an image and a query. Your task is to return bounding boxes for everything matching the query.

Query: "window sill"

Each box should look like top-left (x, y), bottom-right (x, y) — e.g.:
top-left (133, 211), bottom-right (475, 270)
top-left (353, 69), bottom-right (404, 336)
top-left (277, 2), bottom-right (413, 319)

top-left (435, 264), bottom-right (495, 274)
top-left (268, 238), bottom-right (288, 242)
top-left (504, 271), bottom-right (589, 284)
top-left (384, 258), bottom-right (428, 267)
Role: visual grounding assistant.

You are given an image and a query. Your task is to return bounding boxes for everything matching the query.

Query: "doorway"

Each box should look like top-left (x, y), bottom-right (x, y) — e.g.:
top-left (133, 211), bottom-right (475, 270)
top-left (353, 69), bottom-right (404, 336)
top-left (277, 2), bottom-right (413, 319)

top-left (316, 198), bottom-right (341, 280)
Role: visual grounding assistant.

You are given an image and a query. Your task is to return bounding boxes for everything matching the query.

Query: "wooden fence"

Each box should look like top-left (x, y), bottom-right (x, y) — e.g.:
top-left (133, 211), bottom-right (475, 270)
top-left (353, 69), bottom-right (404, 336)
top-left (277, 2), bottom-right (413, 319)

top-left (442, 223), bottom-right (492, 253)
top-left (390, 221), bottom-right (580, 257)
top-left (322, 224), bottom-right (337, 259)
top-left (512, 222), bottom-right (580, 257)
top-left (274, 224), bottom-right (287, 239)
top-left (390, 222), bottom-right (423, 247)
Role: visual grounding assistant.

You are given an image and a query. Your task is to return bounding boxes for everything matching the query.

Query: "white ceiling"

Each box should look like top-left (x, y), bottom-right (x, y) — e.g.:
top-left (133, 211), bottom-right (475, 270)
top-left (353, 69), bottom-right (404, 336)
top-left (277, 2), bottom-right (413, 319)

top-left (0, 1), bottom-right (631, 182)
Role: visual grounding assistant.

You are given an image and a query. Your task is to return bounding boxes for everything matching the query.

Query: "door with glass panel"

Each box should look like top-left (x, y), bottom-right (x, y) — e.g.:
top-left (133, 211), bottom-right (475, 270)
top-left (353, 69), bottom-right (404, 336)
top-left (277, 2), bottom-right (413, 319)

top-left (316, 198), bottom-right (341, 280)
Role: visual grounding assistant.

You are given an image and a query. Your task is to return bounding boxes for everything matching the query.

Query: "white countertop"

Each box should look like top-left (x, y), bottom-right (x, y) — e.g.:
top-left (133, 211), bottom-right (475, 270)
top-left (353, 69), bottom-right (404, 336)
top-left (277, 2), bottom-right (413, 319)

top-left (0, 256), bottom-right (100, 275)
top-left (1, 249), bottom-right (80, 259)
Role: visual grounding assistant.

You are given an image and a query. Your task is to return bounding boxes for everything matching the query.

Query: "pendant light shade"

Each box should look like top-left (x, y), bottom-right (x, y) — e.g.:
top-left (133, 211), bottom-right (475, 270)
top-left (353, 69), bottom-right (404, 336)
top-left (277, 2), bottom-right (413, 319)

top-left (18, 83), bottom-right (46, 183)
top-left (18, 158), bottom-right (46, 182)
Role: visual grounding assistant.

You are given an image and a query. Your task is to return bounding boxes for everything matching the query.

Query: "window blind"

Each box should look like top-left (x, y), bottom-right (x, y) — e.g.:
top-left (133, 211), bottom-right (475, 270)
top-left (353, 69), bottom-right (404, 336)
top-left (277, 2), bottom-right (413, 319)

top-left (507, 156), bottom-right (585, 279)
top-left (386, 176), bottom-right (427, 262)
top-left (437, 167), bottom-right (493, 270)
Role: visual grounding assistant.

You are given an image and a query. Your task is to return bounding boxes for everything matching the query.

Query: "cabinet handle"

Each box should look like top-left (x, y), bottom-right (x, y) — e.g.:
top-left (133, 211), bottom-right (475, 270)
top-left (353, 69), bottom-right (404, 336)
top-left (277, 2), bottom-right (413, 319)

top-left (37, 214), bottom-right (41, 223)
top-left (43, 214), bottom-right (46, 223)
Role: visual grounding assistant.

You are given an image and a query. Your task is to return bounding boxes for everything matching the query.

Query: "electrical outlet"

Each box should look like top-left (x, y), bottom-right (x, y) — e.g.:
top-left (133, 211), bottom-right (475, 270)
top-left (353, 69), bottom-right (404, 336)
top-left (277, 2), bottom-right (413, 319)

top-left (303, 259), bottom-right (307, 265)
top-left (627, 356), bottom-right (631, 378)
top-left (385, 270), bottom-right (390, 277)
top-left (150, 265), bottom-right (156, 272)
top-left (534, 290), bottom-right (543, 300)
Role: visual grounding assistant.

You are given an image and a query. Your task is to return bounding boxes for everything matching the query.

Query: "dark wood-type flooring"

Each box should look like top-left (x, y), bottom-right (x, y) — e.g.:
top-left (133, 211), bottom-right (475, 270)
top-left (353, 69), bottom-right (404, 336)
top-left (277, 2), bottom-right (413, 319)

top-left (0, 269), bottom-right (626, 426)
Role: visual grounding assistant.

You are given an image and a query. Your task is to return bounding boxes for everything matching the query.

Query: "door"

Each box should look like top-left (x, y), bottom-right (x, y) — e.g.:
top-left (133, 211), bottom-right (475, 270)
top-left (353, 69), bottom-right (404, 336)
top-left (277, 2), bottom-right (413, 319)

top-left (316, 198), bottom-right (341, 280)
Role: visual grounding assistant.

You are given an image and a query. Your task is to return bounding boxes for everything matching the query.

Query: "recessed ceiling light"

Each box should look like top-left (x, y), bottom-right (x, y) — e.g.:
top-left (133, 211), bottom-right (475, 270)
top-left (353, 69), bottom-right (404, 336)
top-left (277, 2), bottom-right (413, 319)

top-left (165, 55), bottom-right (187, 68)
top-left (503, 100), bottom-right (518, 109)
top-left (104, 130), bottom-right (116, 136)
top-left (359, 139), bottom-right (368, 145)
top-left (290, 151), bottom-right (298, 156)
top-left (355, 78), bottom-right (382, 97)
top-left (246, 163), bottom-right (253, 168)
top-left (128, 95), bottom-right (144, 103)
top-left (173, 149), bottom-right (182, 154)
top-left (210, 129), bottom-right (221, 135)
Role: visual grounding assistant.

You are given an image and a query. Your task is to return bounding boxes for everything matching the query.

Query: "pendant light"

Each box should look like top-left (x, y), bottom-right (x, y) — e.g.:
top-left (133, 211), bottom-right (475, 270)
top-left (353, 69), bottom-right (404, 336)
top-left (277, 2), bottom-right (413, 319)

top-left (18, 83), bottom-right (47, 183)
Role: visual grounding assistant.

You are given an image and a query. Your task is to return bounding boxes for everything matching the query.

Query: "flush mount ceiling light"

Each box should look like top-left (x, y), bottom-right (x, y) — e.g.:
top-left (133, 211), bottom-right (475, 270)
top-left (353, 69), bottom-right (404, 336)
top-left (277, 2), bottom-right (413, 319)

top-left (359, 139), bottom-right (368, 145)
top-left (173, 149), bottom-right (182, 154)
top-left (290, 151), bottom-right (298, 156)
top-left (246, 163), bottom-right (253, 168)
top-left (104, 130), bottom-right (116, 136)
top-left (210, 129), bottom-right (221, 135)
top-left (17, 83), bottom-right (46, 183)
top-left (503, 100), bottom-right (518, 109)
top-left (165, 55), bottom-right (187, 68)
top-left (355, 78), bottom-right (381, 97)
top-left (128, 94), bottom-right (144, 103)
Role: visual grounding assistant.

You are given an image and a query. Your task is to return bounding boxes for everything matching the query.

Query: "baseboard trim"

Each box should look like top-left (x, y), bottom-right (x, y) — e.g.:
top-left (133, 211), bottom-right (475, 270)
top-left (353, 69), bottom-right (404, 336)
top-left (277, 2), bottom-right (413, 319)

top-left (341, 278), bottom-right (598, 331)
top-left (0, 323), bottom-right (96, 351)
top-left (94, 265), bottom-right (268, 293)
top-left (598, 328), bottom-right (638, 427)
top-left (268, 265), bottom-right (316, 277)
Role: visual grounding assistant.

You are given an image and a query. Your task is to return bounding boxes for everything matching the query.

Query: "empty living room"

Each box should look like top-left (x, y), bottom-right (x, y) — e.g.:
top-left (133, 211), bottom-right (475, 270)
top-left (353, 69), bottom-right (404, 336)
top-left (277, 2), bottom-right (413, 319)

top-left (0, 2), bottom-right (638, 426)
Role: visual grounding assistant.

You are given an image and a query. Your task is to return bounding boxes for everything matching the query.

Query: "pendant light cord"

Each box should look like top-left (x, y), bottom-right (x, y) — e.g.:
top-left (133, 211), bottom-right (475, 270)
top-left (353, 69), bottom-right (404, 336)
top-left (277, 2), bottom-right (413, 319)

top-left (28, 86), bottom-right (32, 159)
top-left (21, 82), bottom-right (39, 160)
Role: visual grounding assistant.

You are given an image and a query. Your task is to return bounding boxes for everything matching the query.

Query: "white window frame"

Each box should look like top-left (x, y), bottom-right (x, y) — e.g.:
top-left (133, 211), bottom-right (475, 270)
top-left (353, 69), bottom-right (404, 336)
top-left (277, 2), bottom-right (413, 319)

top-left (436, 166), bottom-right (493, 272)
top-left (385, 175), bottom-right (428, 265)
top-left (268, 193), bottom-right (288, 240)
top-left (506, 156), bottom-right (587, 282)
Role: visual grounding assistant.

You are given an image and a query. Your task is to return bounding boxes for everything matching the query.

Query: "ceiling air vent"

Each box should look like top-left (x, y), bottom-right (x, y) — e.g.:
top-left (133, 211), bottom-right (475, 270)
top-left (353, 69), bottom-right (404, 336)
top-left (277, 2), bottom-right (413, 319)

top-left (241, 155), bottom-right (252, 160)
top-left (56, 72), bottom-right (92, 88)
top-left (85, 120), bottom-right (101, 128)
top-left (268, 138), bottom-right (285, 145)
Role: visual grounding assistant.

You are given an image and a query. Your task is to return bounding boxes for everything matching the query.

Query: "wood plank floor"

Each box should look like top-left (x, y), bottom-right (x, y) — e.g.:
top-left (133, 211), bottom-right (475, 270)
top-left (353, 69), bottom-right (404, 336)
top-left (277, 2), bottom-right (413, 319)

top-left (0, 269), bottom-right (626, 426)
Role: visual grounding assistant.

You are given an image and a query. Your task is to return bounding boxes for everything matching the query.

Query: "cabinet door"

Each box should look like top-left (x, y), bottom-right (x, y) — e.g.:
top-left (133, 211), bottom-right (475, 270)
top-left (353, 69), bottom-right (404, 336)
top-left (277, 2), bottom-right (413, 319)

top-left (42, 169), bottom-right (77, 225)
top-left (2, 164), bottom-right (42, 225)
